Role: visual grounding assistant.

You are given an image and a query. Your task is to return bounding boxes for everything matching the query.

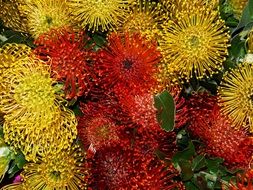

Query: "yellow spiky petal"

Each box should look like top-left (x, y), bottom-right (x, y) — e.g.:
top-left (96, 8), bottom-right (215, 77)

top-left (67, 0), bottom-right (132, 32)
top-left (118, 0), bottom-right (168, 40)
top-left (159, 6), bottom-right (230, 81)
top-left (1, 145), bottom-right (88, 190)
top-left (0, 58), bottom-right (77, 161)
top-left (18, 0), bottom-right (72, 38)
top-left (218, 62), bottom-right (253, 133)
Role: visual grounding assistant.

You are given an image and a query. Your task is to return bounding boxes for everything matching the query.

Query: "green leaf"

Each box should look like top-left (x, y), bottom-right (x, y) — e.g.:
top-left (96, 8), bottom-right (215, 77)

top-left (232, 0), bottom-right (253, 36)
top-left (185, 181), bottom-right (199, 190)
top-left (154, 90), bottom-right (175, 132)
top-left (14, 152), bottom-right (26, 169)
top-left (7, 161), bottom-right (20, 178)
top-left (179, 159), bottom-right (194, 181)
top-left (206, 157), bottom-right (224, 174)
top-left (172, 141), bottom-right (195, 167)
top-left (192, 155), bottom-right (206, 172)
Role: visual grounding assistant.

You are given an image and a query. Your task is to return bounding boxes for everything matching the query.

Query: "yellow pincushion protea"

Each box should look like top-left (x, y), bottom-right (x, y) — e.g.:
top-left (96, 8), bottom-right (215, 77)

top-left (247, 31), bottom-right (253, 53)
top-left (1, 145), bottom-right (88, 190)
top-left (0, 43), bottom-right (32, 75)
top-left (0, 0), bottom-right (28, 32)
top-left (18, 0), bottom-right (72, 38)
top-left (0, 58), bottom-right (77, 161)
top-left (159, 6), bottom-right (230, 81)
top-left (161, 0), bottom-right (219, 18)
top-left (218, 62), bottom-right (253, 133)
top-left (118, 0), bottom-right (168, 40)
top-left (67, 0), bottom-right (132, 32)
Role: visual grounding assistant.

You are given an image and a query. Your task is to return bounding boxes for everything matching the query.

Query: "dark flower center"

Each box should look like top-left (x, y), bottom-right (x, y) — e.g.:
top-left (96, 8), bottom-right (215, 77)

top-left (122, 59), bottom-right (133, 70)
top-left (45, 15), bottom-right (53, 25)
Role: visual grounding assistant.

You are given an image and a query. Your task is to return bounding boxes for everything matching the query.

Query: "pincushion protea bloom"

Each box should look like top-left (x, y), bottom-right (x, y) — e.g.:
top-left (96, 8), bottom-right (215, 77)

top-left (77, 102), bottom-right (121, 151)
top-left (18, 0), bottom-right (72, 38)
top-left (1, 145), bottom-right (88, 190)
top-left (118, 0), bottom-right (168, 40)
top-left (67, 0), bottom-right (132, 32)
top-left (96, 32), bottom-right (161, 94)
top-left (0, 58), bottom-right (77, 161)
top-left (34, 28), bottom-right (94, 99)
top-left (188, 94), bottom-right (253, 168)
top-left (218, 62), bottom-right (253, 132)
top-left (0, 0), bottom-right (28, 32)
top-left (0, 43), bottom-right (32, 90)
top-left (159, 5), bottom-right (230, 81)
top-left (91, 144), bottom-right (184, 190)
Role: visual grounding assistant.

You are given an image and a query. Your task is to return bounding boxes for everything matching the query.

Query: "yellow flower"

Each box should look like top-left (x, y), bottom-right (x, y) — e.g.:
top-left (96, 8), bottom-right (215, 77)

top-left (159, 6), bottom-right (230, 81)
top-left (67, 0), bottom-right (132, 32)
top-left (218, 62), bottom-right (253, 133)
top-left (18, 0), bottom-right (72, 38)
top-left (0, 43), bottom-right (32, 91)
top-left (0, 0), bottom-right (28, 32)
top-left (161, 0), bottom-right (219, 18)
top-left (0, 58), bottom-right (77, 161)
top-left (118, 0), bottom-right (168, 40)
top-left (228, 0), bottom-right (248, 19)
top-left (2, 145), bottom-right (88, 190)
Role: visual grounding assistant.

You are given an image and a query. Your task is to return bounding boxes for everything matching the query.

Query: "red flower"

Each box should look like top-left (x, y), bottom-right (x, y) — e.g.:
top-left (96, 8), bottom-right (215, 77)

top-left (77, 101), bottom-right (131, 153)
top-left (223, 169), bottom-right (253, 190)
top-left (96, 32), bottom-right (161, 93)
top-left (34, 28), bottom-right (95, 99)
top-left (188, 93), bottom-right (253, 168)
top-left (90, 144), bottom-right (184, 190)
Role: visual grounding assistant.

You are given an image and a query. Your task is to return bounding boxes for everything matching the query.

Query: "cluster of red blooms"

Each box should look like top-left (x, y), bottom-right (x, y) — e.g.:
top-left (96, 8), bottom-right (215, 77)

top-left (187, 93), bottom-right (253, 169)
top-left (33, 27), bottom-right (252, 188)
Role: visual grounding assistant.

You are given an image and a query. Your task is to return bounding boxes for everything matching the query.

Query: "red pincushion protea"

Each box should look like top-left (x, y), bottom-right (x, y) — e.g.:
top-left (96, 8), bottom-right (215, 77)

top-left (77, 109), bottom-right (120, 152)
top-left (34, 28), bottom-right (95, 99)
top-left (188, 94), bottom-right (253, 168)
top-left (223, 169), bottom-right (253, 190)
top-left (96, 32), bottom-right (161, 93)
top-left (91, 144), bottom-right (184, 190)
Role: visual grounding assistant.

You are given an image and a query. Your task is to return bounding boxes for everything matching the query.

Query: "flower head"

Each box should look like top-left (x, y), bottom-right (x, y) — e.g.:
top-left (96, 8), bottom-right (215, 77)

top-left (159, 6), bottom-right (229, 81)
top-left (96, 32), bottom-right (161, 93)
top-left (218, 62), bottom-right (253, 132)
top-left (34, 28), bottom-right (94, 99)
top-left (188, 94), bottom-right (253, 168)
top-left (18, 0), bottom-right (72, 38)
top-left (91, 144), bottom-right (183, 190)
top-left (67, 0), bottom-right (132, 32)
top-left (0, 58), bottom-right (77, 161)
top-left (118, 0), bottom-right (168, 40)
top-left (77, 102), bottom-right (121, 151)
top-left (2, 145), bottom-right (88, 190)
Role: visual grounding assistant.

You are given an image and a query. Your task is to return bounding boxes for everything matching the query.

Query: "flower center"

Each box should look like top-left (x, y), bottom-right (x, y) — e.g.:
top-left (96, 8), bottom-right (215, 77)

top-left (14, 73), bottom-right (55, 111)
top-left (122, 59), bottom-right (133, 70)
top-left (188, 35), bottom-right (200, 48)
top-left (45, 15), bottom-right (53, 25)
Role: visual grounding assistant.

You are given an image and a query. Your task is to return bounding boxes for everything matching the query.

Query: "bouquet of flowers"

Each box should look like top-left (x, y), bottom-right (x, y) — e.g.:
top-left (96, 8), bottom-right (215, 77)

top-left (0, 0), bottom-right (252, 189)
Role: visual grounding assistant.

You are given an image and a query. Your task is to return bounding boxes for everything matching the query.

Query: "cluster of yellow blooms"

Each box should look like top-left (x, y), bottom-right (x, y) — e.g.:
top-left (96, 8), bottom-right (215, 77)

top-left (0, 44), bottom-right (87, 189)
